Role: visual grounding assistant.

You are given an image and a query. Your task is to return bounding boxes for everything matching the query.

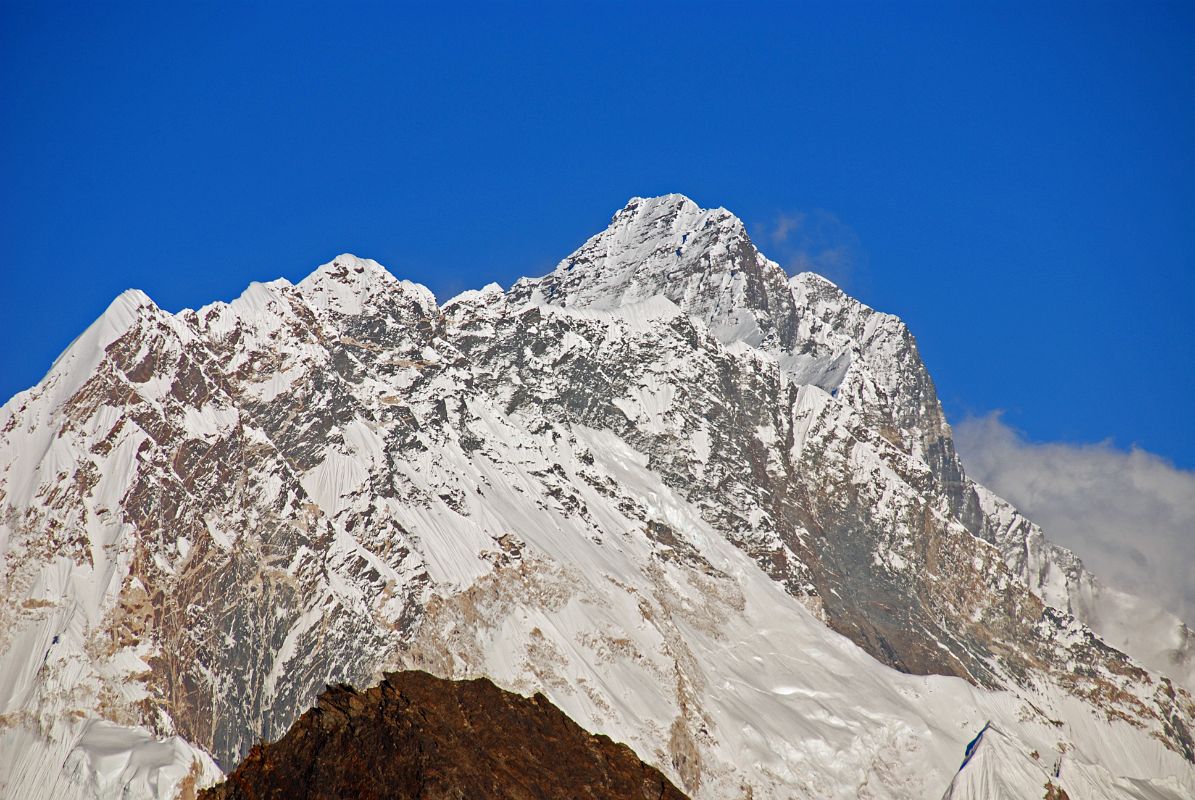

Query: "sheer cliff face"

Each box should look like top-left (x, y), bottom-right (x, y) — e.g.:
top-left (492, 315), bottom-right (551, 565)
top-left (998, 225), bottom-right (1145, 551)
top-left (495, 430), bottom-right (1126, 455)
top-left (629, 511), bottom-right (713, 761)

top-left (199, 670), bottom-right (689, 800)
top-left (1, 195), bottom-right (1193, 800)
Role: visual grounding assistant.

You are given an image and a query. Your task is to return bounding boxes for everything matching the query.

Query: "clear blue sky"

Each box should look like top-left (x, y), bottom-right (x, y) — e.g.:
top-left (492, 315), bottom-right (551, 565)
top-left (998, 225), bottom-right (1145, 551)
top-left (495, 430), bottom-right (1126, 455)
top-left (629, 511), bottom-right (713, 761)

top-left (2, 2), bottom-right (1192, 466)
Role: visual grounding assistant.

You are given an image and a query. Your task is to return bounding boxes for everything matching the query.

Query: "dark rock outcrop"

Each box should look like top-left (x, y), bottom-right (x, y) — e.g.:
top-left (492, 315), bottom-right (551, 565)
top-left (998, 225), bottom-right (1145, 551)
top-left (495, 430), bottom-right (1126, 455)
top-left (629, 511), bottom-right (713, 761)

top-left (200, 670), bottom-right (689, 800)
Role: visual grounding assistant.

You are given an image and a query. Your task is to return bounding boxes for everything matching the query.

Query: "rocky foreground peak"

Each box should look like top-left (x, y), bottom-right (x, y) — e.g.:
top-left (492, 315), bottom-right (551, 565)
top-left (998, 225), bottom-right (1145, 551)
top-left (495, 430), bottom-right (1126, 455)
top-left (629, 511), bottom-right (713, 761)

top-left (200, 671), bottom-right (688, 800)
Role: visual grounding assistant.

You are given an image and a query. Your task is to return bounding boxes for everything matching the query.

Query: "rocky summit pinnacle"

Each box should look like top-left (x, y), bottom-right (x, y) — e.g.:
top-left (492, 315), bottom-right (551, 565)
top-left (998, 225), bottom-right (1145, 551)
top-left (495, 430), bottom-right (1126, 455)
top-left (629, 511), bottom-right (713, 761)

top-left (1, 195), bottom-right (1192, 800)
top-left (512, 193), bottom-right (801, 351)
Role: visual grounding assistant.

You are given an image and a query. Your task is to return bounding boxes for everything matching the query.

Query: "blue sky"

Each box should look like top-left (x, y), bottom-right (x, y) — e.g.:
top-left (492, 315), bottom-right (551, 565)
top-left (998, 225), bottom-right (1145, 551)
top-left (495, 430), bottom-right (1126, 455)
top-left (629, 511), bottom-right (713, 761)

top-left (2, 1), bottom-right (1192, 466)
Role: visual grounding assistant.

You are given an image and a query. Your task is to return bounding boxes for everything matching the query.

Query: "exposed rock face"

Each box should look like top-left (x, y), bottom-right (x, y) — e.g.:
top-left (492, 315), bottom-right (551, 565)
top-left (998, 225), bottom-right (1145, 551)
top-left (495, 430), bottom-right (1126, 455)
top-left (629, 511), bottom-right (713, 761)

top-left (200, 670), bottom-right (688, 800)
top-left (1, 194), bottom-right (1194, 800)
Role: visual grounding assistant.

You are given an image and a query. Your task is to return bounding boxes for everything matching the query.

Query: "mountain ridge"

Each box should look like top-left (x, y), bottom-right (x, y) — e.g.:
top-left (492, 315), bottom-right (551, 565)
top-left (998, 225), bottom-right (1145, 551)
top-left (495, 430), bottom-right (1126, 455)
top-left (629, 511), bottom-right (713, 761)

top-left (0, 194), bottom-right (1192, 799)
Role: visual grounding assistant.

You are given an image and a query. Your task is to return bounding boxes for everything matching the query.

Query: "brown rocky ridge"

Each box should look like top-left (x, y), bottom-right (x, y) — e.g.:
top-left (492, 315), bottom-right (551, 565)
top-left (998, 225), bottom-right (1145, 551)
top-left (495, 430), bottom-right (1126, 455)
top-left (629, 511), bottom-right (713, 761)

top-left (200, 669), bottom-right (689, 800)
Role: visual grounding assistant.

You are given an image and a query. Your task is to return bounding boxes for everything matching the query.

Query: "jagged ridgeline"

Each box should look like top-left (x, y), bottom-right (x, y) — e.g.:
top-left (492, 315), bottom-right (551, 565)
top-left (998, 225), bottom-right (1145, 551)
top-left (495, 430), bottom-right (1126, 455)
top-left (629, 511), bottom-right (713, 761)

top-left (0, 195), bottom-right (1192, 800)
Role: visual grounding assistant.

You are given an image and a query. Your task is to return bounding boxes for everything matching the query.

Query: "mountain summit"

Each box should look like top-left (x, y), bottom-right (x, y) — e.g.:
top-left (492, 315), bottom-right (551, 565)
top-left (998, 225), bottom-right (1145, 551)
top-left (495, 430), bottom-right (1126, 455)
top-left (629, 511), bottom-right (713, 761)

top-left (513, 193), bottom-right (801, 351)
top-left (1, 196), bottom-right (1192, 800)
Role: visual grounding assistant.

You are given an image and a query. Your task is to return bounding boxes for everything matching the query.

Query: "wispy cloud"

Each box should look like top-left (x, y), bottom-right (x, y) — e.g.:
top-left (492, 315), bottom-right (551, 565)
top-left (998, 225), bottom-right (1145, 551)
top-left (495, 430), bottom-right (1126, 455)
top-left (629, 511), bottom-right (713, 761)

top-left (954, 413), bottom-right (1195, 625)
top-left (750, 209), bottom-right (866, 289)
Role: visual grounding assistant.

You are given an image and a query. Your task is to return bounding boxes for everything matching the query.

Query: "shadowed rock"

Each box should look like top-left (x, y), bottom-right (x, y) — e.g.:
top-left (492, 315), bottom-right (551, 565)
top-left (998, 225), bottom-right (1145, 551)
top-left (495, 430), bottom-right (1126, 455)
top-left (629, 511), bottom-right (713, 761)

top-left (200, 670), bottom-right (689, 800)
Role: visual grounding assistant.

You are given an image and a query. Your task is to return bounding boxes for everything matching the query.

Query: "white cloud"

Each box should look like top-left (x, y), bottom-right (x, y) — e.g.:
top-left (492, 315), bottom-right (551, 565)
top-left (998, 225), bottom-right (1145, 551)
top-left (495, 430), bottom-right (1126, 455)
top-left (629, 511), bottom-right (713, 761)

top-left (768, 211), bottom-right (805, 245)
top-left (954, 413), bottom-right (1195, 626)
top-left (750, 209), bottom-right (866, 289)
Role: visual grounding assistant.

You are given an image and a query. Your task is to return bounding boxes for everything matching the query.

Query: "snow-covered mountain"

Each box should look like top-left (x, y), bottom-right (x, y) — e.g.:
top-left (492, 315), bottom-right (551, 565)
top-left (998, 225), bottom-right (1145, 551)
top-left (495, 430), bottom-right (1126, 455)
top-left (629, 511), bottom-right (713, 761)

top-left (1, 194), bottom-right (1192, 799)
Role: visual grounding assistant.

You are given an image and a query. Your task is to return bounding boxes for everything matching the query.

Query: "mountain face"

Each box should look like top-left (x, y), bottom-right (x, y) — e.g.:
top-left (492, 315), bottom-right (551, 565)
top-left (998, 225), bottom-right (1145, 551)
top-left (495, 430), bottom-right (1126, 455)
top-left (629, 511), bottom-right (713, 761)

top-left (1, 194), bottom-right (1193, 799)
top-left (199, 670), bottom-right (688, 800)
